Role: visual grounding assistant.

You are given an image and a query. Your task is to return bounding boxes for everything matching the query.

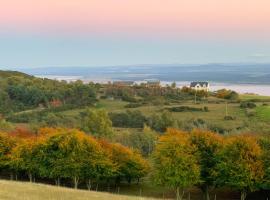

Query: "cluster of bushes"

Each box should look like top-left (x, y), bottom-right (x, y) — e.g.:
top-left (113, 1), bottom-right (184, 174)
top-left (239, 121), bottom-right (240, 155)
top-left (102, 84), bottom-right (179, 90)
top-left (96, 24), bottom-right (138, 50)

top-left (153, 129), bottom-right (270, 200)
top-left (109, 110), bottom-right (174, 132)
top-left (168, 106), bottom-right (209, 112)
top-left (104, 84), bottom-right (206, 104)
top-left (109, 110), bottom-right (146, 128)
top-left (0, 128), bottom-right (149, 189)
top-left (240, 101), bottom-right (257, 109)
top-left (215, 89), bottom-right (239, 100)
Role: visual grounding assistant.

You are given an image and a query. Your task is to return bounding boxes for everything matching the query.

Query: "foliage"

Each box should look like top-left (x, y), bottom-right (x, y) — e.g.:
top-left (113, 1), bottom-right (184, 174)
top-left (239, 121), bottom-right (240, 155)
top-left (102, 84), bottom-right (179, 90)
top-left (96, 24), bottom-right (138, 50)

top-left (113, 126), bottom-right (158, 156)
top-left (152, 128), bottom-right (200, 200)
top-left (215, 89), bottom-right (239, 100)
top-left (109, 110), bottom-right (146, 128)
top-left (190, 129), bottom-right (223, 200)
top-left (168, 106), bottom-right (207, 112)
top-left (258, 136), bottom-right (270, 189)
top-left (147, 111), bottom-right (174, 132)
top-left (80, 109), bottom-right (113, 138)
top-left (1, 127), bottom-right (148, 189)
top-left (216, 135), bottom-right (264, 200)
top-left (240, 101), bottom-right (257, 109)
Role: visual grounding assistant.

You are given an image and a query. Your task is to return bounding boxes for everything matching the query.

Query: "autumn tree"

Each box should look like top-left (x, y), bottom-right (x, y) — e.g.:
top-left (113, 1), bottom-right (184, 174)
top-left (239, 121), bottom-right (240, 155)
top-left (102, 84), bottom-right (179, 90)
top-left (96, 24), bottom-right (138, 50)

top-left (152, 128), bottom-right (200, 200)
top-left (0, 132), bottom-right (16, 177)
top-left (100, 140), bottom-right (149, 185)
top-left (216, 135), bottom-right (264, 200)
top-left (37, 128), bottom-right (115, 189)
top-left (190, 129), bottom-right (223, 200)
top-left (10, 138), bottom-right (41, 182)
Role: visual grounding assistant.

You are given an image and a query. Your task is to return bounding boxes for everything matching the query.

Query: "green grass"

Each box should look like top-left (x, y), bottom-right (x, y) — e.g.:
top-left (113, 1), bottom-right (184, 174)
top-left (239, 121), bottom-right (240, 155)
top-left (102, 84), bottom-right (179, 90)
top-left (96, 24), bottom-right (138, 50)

top-left (0, 180), bottom-right (159, 200)
top-left (240, 94), bottom-right (270, 101)
top-left (256, 106), bottom-right (270, 121)
top-left (0, 180), bottom-right (240, 200)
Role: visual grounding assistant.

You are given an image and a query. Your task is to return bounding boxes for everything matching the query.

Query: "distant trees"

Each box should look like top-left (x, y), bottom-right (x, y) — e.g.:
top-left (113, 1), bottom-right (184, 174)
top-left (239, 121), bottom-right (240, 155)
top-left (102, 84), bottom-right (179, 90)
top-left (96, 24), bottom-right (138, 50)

top-left (215, 89), bottom-right (239, 100)
top-left (0, 74), bottom-right (98, 114)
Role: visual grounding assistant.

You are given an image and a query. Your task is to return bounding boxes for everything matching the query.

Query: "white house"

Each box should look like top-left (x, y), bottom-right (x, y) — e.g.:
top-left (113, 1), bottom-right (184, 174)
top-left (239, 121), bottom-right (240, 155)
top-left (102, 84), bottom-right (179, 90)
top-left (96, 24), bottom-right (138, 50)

top-left (190, 82), bottom-right (210, 92)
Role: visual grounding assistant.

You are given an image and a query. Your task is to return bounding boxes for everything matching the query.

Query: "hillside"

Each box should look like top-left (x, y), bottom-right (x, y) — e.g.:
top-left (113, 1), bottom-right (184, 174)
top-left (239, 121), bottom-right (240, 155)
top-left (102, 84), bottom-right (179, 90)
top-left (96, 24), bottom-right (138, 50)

top-left (0, 70), bottom-right (33, 79)
top-left (0, 180), bottom-right (153, 200)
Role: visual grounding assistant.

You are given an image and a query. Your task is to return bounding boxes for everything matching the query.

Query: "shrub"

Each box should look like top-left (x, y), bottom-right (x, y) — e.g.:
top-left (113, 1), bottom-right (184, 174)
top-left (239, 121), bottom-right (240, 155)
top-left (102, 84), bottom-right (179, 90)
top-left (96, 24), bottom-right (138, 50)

top-left (240, 101), bottom-right (257, 109)
top-left (224, 115), bottom-right (235, 120)
top-left (168, 106), bottom-right (204, 112)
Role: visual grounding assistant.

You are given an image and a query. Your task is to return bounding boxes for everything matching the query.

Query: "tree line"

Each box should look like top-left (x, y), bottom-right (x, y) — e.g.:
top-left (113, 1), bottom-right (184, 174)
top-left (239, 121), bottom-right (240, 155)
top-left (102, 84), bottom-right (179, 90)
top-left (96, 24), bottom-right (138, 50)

top-left (152, 129), bottom-right (270, 200)
top-left (0, 128), bottom-right (149, 190)
top-left (1, 126), bottom-right (270, 200)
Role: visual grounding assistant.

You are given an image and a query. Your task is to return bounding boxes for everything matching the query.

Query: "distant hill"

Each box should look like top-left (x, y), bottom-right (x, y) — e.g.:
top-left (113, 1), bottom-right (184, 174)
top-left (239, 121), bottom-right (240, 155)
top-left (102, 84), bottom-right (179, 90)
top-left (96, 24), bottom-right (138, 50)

top-left (0, 70), bottom-right (33, 79)
top-left (16, 63), bottom-right (270, 84)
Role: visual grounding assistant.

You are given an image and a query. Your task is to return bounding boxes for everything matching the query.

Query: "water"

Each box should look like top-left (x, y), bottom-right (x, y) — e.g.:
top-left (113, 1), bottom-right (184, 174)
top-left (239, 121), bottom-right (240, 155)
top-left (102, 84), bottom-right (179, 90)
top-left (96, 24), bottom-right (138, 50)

top-left (37, 75), bottom-right (270, 96)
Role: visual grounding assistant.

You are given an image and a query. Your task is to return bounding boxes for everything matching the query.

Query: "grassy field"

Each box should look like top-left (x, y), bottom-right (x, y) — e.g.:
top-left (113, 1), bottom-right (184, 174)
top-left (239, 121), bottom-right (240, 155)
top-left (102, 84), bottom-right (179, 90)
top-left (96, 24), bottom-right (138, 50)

top-left (58, 98), bottom-right (269, 133)
top-left (0, 180), bottom-right (243, 200)
top-left (0, 180), bottom-right (159, 200)
top-left (256, 105), bottom-right (270, 121)
top-left (240, 94), bottom-right (270, 101)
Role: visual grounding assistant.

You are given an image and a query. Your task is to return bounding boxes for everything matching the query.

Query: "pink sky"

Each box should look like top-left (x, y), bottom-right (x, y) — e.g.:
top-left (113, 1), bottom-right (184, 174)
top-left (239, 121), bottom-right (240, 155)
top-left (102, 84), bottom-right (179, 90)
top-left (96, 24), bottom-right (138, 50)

top-left (1, 0), bottom-right (270, 38)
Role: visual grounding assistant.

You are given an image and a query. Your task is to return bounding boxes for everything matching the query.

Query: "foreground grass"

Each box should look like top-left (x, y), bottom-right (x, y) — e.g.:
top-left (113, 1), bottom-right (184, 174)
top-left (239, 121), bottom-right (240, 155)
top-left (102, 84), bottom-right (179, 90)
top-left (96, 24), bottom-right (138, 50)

top-left (0, 180), bottom-right (158, 200)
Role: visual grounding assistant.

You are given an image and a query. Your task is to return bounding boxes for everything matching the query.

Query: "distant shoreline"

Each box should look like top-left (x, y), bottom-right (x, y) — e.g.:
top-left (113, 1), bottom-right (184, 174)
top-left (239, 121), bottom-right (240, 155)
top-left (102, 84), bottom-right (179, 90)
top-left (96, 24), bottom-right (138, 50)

top-left (36, 75), bottom-right (270, 96)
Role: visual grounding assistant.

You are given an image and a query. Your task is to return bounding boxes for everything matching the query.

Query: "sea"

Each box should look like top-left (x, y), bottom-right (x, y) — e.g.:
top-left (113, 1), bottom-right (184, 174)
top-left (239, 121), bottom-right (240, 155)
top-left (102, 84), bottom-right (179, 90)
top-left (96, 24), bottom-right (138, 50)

top-left (36, 75), bottom-right (270, 96)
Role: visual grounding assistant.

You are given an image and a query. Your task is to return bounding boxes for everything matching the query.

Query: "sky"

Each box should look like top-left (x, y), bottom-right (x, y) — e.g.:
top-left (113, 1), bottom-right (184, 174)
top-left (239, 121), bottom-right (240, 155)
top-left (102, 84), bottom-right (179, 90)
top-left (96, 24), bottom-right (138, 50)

top-left (0, 0), bottom-right (270, 68)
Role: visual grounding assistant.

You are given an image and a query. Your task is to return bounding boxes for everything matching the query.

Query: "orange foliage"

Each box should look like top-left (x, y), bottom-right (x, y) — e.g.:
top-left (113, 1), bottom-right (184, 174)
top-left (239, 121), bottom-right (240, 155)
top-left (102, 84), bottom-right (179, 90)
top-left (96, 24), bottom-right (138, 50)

top-left (9, 126), bottom-right (36, 140)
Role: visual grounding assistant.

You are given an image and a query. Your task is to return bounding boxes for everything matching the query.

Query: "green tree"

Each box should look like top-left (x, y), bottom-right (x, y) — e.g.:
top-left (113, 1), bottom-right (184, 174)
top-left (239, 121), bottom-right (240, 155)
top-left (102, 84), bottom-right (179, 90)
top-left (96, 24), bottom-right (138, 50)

top-left (190, 129), bottom-right (223, 200)
top-left (216, 135), bottom-right (264, 200)
top-left (81, 109), bottom-right (113, 138)
top-left (259, 136), bottom-right (270, 189)
top-left (148, 111), bottom-right (174, 132)
top-left (152, 128), bottom-right (200, 200)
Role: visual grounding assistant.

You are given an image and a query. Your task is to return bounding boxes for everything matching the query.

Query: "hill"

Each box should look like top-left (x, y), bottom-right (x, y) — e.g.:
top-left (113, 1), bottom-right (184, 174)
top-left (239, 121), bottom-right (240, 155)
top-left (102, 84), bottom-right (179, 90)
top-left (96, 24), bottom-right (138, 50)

top-left (0, 180), bottom-right (153, 200)
top-left (0, 70), bottom-right (33, 79)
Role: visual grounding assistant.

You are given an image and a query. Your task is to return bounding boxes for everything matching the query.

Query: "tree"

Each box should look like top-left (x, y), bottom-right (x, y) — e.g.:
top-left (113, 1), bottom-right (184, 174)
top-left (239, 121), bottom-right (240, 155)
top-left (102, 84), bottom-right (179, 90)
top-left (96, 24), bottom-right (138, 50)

top-left (216, 135), bottom-right (264, 200)
top-left (259, 136), bottom-right (270, 189)
top-left (148, 111), bottom-right (174, 132)
top-left (152, 128), bottom-right (200, 200)
top-left (100, 140), bottom-right (149, 185)
top-left (10, 138), bottom-right (41, 182)
top-left (80, 109), bottom-right (113, 138)
top-left (37, 128), bottom-right (114, 189)
top-left (190, 129), bottom-right (223, 200)
top-left (0, 132), bottom-right (16, 177)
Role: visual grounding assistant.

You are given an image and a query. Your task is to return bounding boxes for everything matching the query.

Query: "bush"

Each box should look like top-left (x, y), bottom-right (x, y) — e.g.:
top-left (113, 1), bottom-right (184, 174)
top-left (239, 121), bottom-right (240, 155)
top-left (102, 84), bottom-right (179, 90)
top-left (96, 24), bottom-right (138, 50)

top-left (168, 106), bottom-right (205, 112)
top-left (224, 115), bottom-right (235, 120)
top-left (109, 110), bottom-right (146, 128)
top-left (124, 103), bottom-right (142, 108)
top-left (240, 101), bottom-right (257, 109)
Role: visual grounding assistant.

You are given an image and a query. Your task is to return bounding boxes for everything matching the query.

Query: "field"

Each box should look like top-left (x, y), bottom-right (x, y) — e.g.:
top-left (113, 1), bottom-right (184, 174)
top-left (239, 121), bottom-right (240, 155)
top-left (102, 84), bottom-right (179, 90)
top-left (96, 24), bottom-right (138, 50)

top-left (0, 180), bottom-right (245, 200)
top-left (256, 105), bottom-right (270, 121)
top-left (60, 97), bottom-right (268, 134)
top-left (0, 180), bottom-right (157, 200)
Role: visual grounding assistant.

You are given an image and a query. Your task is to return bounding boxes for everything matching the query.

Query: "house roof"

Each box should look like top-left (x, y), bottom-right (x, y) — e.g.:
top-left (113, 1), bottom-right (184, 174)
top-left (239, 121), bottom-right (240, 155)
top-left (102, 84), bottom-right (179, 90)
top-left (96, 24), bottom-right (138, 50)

top-left (190, 82), bottom-right (209, 87)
